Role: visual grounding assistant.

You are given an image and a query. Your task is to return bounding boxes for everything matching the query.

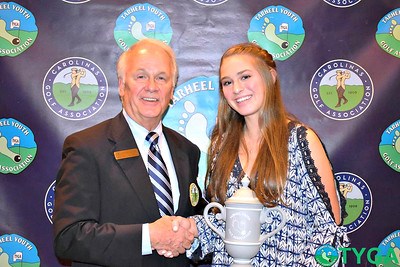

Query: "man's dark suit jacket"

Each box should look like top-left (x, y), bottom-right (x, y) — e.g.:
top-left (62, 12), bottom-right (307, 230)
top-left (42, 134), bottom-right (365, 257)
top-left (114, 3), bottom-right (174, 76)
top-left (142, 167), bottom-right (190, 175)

top-left (53, 112), bottom-right (206, 267)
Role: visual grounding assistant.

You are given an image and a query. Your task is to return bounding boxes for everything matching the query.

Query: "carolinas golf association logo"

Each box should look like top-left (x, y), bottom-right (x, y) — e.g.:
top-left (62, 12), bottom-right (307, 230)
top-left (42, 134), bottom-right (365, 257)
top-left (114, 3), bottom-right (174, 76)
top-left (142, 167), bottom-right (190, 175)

top-left (192, 0), bottom-right (229, 6)
top-left (163, 76), bottom-right (219, 191)
top-left (42, 57), bottom-right (108, 120)
top-left (310, 59), bottom-right (373, 120)
top-left (0, 118), bottom-right (37, 175)
top-left (62, 0), bottom-right (90, 4)
top-left (0, 234), bottom-right (40, 266)
top-left (0, 2), bottom-right (38, 57)
top-left (247, 5), bottom-right (305, 61)
top-left (323, 0), bottom-right (361, 8)
top-left (336, 172), bottom-right (372, 233)
top-left (379, 119), bottom-right (400, 173)
top-left (376, 8), bottom-right (400, 59)
top-left (44, 180), bottom-right (56, 224)
top-left (114, 3), bottom-right (173, 51)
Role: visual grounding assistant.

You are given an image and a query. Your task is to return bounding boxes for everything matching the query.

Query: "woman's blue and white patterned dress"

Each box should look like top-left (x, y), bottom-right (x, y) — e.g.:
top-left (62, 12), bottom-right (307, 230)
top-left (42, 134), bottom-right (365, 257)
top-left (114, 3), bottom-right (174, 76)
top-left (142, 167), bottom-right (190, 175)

top-left (190, 125), bottom-right (350, 266)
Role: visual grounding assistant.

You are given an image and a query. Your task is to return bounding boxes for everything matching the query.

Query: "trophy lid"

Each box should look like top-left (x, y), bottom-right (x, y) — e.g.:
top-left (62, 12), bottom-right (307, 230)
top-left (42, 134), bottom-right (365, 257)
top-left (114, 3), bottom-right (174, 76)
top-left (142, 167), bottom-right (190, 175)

top-left (226, 175), bottom-right (263, 206)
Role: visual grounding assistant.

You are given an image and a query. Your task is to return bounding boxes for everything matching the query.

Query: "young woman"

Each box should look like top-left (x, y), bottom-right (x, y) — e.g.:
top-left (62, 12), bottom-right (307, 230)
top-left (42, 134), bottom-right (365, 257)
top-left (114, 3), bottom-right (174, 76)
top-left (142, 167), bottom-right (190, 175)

top-left (189, 43), bottom-right (349, 266)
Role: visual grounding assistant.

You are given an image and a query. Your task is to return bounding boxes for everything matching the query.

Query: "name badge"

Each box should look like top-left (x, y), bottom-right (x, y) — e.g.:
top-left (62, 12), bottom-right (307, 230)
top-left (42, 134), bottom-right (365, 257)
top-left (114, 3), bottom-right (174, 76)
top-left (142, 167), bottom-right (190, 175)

top-left (114, 148), bottom-right (139, 160)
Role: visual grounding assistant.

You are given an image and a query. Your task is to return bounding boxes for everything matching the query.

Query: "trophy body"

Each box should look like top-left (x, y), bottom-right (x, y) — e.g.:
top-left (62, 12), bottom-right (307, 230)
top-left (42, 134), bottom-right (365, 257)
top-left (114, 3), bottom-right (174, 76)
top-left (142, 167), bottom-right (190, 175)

top-left (203, 177), bottom-right (286, 266)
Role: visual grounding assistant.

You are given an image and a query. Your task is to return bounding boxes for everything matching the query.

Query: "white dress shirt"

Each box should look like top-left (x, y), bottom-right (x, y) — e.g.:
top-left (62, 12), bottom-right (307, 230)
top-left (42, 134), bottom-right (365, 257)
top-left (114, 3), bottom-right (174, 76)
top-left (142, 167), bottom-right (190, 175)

top-left (122, 110), bottom-right (180, 255)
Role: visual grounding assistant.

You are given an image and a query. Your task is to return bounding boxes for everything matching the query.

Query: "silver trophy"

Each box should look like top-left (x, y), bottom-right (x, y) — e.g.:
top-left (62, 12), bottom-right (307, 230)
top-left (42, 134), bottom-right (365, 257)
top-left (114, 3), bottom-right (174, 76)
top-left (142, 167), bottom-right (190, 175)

top-left (203, 176), bottom-right (287, 266)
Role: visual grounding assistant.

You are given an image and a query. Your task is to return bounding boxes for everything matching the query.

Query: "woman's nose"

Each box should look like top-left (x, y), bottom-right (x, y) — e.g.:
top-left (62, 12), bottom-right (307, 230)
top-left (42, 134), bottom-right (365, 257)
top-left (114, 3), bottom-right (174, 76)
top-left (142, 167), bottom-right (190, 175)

top-left (233, 84), bottom-right (243, 94)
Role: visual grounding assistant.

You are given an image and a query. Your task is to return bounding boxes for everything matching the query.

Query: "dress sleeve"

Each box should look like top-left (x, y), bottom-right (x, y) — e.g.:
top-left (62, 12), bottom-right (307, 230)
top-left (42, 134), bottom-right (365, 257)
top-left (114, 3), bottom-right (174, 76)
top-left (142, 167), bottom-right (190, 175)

top-left (295, 125), bottom-right (350, 266)
top-left (186, 214), bottom-right (226, 260)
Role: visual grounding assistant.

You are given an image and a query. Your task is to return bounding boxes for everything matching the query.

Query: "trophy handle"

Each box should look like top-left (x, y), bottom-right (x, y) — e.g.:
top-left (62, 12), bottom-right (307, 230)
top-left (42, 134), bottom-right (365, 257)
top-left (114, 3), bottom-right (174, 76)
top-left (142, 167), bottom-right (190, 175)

top-left (203, 202), bottom-right (226, 239)
top-left (259, 207), bottom-right (287, 243)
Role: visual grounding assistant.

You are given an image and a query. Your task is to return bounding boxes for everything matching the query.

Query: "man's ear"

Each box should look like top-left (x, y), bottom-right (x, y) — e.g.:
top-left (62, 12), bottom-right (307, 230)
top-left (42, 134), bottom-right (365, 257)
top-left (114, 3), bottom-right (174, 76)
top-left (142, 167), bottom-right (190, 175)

top-left (118, 79), bottom-right (124, 97)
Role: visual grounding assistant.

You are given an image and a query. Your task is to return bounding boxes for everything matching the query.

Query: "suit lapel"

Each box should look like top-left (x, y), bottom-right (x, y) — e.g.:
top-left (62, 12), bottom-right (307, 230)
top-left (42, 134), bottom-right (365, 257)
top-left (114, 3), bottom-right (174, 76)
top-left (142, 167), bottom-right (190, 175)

top-left (109, 113), bottom-right (161, 221)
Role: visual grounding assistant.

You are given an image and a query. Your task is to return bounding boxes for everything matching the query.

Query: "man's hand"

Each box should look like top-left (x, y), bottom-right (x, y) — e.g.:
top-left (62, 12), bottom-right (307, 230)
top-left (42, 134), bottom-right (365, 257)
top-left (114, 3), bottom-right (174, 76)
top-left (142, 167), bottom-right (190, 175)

top-left (149, 216), bottom-right (197, 258)
top-left (172, 217), bottom-right (197, 237)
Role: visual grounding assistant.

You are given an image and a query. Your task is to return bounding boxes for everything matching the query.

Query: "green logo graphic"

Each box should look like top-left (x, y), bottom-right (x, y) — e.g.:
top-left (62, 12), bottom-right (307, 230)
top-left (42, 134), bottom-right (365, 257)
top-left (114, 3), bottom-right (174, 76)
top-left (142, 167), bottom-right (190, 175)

top-left (376, 8), bottom-right (400, 59)
top-left (0, 118), bottom-right (37, 174)
top-left (375, 230), bottom-right (400, 266)
top-left (0, 234), bottom-right (40, 266)
top-left (0, 2), bottom-right (38, 57)
top-left (248, 5), bottom-right (305, 61)
top-left (114, 3), bottom-right (173, 51)
top-left (379, 119), bottom-right (400, 173)
top-left (315, 244), bottom-right (339, 266)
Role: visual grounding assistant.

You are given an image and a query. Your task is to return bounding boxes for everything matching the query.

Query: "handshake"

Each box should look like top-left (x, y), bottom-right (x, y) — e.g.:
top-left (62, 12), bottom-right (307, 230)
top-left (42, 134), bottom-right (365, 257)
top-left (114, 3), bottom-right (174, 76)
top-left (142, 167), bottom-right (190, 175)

top-left (149, 216), bottom-right (198, 258)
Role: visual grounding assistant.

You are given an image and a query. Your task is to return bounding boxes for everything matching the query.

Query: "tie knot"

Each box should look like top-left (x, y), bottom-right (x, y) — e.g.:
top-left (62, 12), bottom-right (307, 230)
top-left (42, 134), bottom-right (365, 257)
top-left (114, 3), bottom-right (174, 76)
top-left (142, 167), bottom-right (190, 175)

top-left (146, 132), bottom-right (159, 145)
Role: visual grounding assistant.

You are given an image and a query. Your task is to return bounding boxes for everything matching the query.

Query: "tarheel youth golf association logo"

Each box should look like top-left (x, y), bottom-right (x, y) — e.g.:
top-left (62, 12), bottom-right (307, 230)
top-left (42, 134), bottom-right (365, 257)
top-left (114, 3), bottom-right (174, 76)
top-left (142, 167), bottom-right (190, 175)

top-left (0, 118), bottom-right (37, 175)
top-left (0, 2), bottom-right (38, 57)
top-left (379, 119), bottom-right (400, 173)
top-left (376, 8), bottom-right (400, 59)
top-left (163, 76), bottom-right (219, 190)
top-left (0, 234), bottom-right (40, 266)
top-left (376, 230), bottom-right (400, 266)
top-left (336, 172), bottom-right (372, 233)
top-left (323, 0), bottom-right (361, 8)
top-left (310, 59), bottom-right (373, 120)
top-left (44, 180), bottom-right (56, 224)
top-left (114, 3), bottom-right (173, 51)
top-left (248, 5), bottom-right (305, 61)
top-left (43, 57), bottom-right (108, 120)
top-left (192, 0), bottom-right (229, 6)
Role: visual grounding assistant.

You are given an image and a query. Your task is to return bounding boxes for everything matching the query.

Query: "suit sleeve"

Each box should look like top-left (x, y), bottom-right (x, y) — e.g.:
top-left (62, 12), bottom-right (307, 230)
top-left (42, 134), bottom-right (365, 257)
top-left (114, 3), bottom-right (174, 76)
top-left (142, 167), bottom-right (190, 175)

top-left (53, 134), bottom-right (143, 266)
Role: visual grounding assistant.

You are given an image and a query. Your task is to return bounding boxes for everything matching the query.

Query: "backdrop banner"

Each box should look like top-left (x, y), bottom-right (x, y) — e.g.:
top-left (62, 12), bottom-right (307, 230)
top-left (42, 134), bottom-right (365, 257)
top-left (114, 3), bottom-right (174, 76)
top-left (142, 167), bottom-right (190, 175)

top-left (0, 1), bottom-right (399, 266)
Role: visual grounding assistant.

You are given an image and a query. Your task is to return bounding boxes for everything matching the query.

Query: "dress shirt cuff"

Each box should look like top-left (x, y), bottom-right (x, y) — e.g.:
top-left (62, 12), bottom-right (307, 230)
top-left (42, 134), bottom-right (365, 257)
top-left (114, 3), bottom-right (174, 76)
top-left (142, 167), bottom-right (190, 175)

top-left (142, 223), bottom-right (152, 255)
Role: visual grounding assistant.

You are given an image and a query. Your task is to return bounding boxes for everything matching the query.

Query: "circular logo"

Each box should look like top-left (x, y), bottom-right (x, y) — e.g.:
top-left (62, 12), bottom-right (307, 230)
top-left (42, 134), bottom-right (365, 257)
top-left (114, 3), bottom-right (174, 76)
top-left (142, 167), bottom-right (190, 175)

top-left (62, 0), bottom-right (90, 4)
top-left (379, 119), bottom-right (400, 173)
top-left (248, 5), bottom-right (305, 61)
top-left (315, 244), bottom-right (339, 266)
top-left (375, 230), bottom-right (400, 267)
top-left (192, 0), bottom-right (229, 6)
top-left (0, 118), bottom-right (37, 175)
top-left (0, 234), bottom-right (40, 265)
top-left (114, 3), bottom-right (173, 51)
top-left (163, 76), bottom-right (220, 191)
top-left (310, 59), bottom-right (373, 120)
top-left (227, 212), bottom-right (252, 240)
top-left (44, 180), bottom-right (56, 224)
top-left (42, 57), bottom-right (108, 120)
top-left (189, 183), bottom-right (200, 207)
top-left (376, 8), bottom-right (400, 59)
top-left (323, 0), bottom-right (361, 8)
top-left (336, 172), bottom-right (372, 233)
top-left (0, 2), bottom-right (38, 57)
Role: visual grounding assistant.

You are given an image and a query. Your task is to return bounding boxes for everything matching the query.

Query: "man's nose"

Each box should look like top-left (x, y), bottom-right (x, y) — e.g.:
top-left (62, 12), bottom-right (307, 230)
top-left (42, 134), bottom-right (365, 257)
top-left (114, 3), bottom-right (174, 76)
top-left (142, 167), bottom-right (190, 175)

top-left (147, 78), bottom-right (157, 91)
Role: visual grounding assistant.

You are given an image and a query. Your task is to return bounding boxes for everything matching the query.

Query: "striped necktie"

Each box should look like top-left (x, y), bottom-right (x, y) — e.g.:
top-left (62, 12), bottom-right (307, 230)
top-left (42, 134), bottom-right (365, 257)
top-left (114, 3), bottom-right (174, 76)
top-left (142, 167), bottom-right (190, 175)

top-left (146, 132), bottom-right (174, 216)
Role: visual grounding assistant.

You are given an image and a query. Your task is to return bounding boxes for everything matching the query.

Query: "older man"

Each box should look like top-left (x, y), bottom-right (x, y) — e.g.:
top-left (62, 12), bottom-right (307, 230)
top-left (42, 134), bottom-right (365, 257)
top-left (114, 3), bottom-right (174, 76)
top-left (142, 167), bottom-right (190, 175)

top-left (53, 39), bottom-right (205, 267)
